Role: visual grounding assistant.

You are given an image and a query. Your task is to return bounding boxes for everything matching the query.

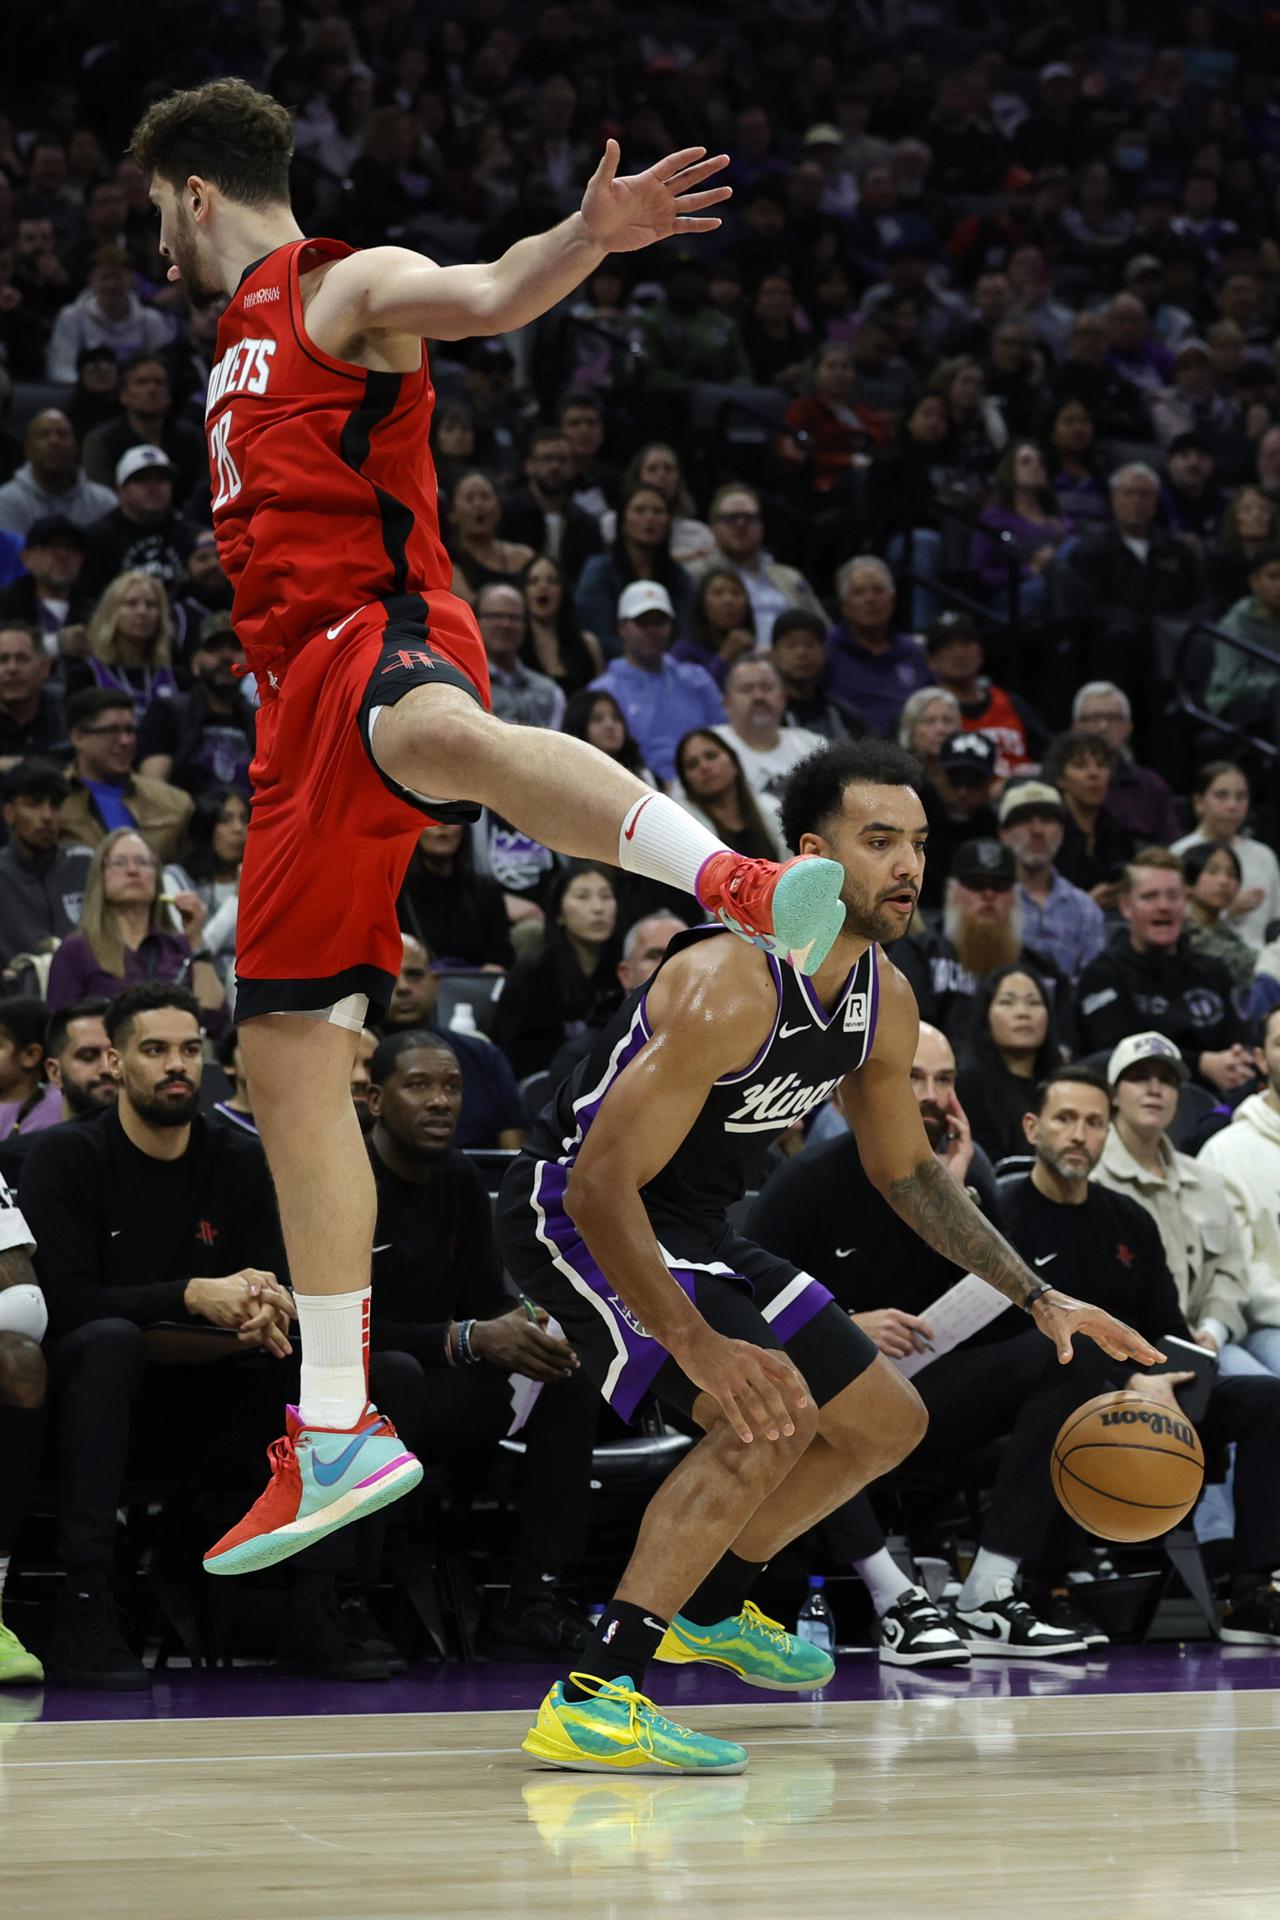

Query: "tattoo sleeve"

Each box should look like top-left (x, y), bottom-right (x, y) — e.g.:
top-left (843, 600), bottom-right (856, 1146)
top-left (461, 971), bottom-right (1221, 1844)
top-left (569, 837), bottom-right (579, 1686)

top-left (884, 1156), bottom-right (1039, 1311)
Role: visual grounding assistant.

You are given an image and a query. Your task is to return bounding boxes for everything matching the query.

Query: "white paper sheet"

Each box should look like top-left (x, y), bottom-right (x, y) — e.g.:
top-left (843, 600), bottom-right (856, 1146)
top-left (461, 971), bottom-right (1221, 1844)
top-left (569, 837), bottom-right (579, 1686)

top-left (893, 1273), bottom-right (1013, 1379)
top-left (506, 1316), bottom-right (566, 1436)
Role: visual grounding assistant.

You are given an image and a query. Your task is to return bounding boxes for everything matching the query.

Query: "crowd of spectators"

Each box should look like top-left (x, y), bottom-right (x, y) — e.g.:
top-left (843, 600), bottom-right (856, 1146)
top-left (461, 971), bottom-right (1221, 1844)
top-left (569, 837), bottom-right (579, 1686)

top-left (4, 0), bottom-right (1280, 1687)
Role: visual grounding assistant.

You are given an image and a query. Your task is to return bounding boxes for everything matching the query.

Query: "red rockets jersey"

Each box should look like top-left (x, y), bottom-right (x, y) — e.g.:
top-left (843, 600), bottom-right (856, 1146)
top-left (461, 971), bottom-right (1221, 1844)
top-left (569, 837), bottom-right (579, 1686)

top-left (206, 237), bottom-right (453, 677)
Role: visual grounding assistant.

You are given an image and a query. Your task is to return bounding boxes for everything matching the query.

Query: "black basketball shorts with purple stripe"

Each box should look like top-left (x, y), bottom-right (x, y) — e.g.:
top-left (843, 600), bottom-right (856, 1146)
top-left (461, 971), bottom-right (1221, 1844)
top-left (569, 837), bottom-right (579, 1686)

top-left (495, 1153), bottom-right (879, 1424)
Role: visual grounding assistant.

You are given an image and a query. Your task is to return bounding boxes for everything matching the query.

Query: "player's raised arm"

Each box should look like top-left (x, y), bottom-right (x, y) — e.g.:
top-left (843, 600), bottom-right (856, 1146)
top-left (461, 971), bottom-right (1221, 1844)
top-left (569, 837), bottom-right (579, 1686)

top-left (310, 140), bottom-right (730, 342)
top-left (841, 964), bottom-right (1164, 1369)
top-left (564, 939), bottom-right (809, 1445)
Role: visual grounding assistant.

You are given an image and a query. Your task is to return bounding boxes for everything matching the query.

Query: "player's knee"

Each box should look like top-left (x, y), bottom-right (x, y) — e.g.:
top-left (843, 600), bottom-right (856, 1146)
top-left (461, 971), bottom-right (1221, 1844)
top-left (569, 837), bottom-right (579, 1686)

top-left (0, 1331), bottom-right (46, 1409)
top-left (377, 686), bottom-right (500, 791)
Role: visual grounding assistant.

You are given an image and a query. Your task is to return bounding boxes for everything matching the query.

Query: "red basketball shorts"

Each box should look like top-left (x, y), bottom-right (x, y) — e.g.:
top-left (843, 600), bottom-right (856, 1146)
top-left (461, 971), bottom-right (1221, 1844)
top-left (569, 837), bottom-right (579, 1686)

top-left (235, 589), bottom-right (490, 1026)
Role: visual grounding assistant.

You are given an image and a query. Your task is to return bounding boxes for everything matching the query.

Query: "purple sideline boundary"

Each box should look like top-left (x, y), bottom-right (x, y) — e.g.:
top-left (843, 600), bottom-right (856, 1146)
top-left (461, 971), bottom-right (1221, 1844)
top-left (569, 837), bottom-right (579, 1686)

top-left (22, 1643), bottom-right (1280, 1724)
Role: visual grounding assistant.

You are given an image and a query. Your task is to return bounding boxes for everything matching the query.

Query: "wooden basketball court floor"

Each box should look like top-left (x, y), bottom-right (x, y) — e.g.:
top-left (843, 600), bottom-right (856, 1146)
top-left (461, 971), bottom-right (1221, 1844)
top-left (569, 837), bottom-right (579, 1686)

top-left (4, 1656), bottom-right (1280, 1920)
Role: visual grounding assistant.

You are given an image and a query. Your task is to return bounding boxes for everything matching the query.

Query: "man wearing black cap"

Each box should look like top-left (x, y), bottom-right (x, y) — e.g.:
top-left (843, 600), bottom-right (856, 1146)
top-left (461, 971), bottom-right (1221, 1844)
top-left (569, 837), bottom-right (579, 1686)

top-left (925, 612), bottom-right (1046, 781)
top-left (137, 613), bottom-right (255, 798)
top-left (0, 621), bottom-right (68, 770)
top-left (919, 729), bottom-right (999, 910)
top-left (896, 835), bottom-right (1073, 1042)
top-left (1161, 431), bottom-right (1225, 544)
top-left (0, 515), bottom-right (93, 643)
top-left (0, 760), bottom-right (90, 967)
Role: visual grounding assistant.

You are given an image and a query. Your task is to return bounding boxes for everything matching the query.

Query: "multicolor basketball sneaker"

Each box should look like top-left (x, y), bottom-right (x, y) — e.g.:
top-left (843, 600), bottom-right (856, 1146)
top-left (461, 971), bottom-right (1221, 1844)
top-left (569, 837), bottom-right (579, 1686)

top-left (696, 852), bottom-right (846, 977)
top-left (523, 1674), bottom-right (749, 1775)
top-left (653, 1600), bottom-right (835, 1691)
top-left (203, 1403), bottom-right (422, 1576)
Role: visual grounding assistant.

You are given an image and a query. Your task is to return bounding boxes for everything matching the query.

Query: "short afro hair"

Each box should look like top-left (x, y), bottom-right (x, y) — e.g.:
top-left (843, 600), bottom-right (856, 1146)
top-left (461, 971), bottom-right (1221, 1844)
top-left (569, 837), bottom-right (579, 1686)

top-left (778, 739), bottom-right (922, 853)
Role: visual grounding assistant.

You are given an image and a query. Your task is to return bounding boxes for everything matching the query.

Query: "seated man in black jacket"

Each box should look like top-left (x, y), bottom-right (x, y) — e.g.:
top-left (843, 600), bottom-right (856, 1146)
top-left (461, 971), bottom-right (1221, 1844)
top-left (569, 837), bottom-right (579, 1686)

top-left (380, 934), bottom-right (526, 1149)
top-left (750, 1022), bottom-right (1096, 1665)
top-left (366, 1031), bottom-right (599, 1658)
top-left (1057, 462), bottom-right (1206, 732)
top-left (20, 982), bottom-right (297, 1689)
top-left (1077, 847), bottom-right (1251, 1096)
top-left (1001, 1066), bottom-right (1280, 1646)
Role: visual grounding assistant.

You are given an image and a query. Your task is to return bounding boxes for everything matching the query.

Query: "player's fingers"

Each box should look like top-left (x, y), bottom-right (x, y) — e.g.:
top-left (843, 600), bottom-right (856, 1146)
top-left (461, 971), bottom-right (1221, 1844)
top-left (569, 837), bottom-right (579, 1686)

top-left (652, 145), bottom-right (708, 180)
top-left (719, 1389), bottom-right (753, 1445)
top-left (737, 1383), bottom-right (779, 1440)
top-left (670, 186), bottom-right (733, 213)
top-left (753, 1376), bottom-right (796, 1440)
top-left (671, 218), bottom-right (725, 233)
top-left (594, 138), bottom-right (620, 184)
top-left (667, 155), bottom-right (730, 188)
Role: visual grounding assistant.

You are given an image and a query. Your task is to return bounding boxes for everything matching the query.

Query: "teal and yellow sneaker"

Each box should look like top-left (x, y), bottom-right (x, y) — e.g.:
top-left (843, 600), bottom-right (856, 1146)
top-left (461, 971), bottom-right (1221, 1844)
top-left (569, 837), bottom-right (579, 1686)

top-left (654, 1599), bottom-right (835, 1691)
top-left (203, 1403), bottom-right (422, 1576)
top-left (0, 1614), bottom-right (43, 1686)
top-left (522, 1673), bottom-right (748, 1775)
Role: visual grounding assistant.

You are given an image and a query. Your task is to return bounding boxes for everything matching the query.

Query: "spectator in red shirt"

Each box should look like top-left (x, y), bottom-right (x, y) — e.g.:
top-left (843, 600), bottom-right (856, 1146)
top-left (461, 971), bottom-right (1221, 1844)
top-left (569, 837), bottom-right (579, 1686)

top-left (780, 341), bottom-right (870, 493)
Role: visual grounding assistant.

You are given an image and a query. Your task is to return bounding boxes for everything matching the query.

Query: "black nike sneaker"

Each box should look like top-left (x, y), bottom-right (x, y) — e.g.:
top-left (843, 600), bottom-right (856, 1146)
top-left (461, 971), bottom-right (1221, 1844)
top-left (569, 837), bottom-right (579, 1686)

top-left (877, 1585), bottom-right (971, 1668)
top-left (953, 1578), bottom-right (1086, 1658)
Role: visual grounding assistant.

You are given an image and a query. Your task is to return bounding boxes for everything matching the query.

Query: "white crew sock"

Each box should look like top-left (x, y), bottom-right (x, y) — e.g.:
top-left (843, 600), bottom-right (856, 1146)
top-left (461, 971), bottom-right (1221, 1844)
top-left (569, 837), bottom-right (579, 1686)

top-left (617, 792), bottom-right (732, 902)
top-left (958, 1548), bottom-right (1020, 1612)
top-left (854, 1548), bottom-right (916, 1618)
top-left (296, 1287), bottom-right (370, 1431)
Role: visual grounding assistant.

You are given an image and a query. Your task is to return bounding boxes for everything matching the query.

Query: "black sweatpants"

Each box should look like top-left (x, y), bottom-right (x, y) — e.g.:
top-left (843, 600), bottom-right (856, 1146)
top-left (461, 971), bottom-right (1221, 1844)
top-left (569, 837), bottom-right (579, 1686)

top-left (368, 1347), bottom-right (600, 1574)
top-left (43, 1319), bottom-right (601, 1579)
top-left (824, 1329), bottom-right (1280, 1576)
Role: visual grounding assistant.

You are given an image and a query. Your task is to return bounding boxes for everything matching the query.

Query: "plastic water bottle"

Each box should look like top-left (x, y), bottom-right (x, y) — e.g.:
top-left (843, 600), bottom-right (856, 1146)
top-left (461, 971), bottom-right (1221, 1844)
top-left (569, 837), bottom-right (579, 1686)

top-left (449, 1001), bottom-right (479, 1037)
top-left (795, 1575), bottom-right (835, 1655)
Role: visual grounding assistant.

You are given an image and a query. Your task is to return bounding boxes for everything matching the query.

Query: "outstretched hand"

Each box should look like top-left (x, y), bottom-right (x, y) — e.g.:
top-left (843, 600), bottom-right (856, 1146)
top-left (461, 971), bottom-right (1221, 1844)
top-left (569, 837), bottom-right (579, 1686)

top-left (1032, 1289), bottom-right (1165, 1368)
top-left (580, 140), bottom-right (732, 253)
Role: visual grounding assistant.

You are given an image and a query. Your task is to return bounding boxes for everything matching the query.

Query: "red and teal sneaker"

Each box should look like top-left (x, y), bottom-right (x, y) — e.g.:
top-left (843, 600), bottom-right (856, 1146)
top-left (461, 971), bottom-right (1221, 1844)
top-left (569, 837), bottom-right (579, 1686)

top-left (696, 852), bottom-right (845, 977)
top-left (203, 1403), bottom-right (422, 1577)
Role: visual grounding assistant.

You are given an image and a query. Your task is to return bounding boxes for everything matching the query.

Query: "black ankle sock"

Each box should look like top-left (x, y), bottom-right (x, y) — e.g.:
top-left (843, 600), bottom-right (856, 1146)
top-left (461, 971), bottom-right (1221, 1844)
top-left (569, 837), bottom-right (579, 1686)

top-left (565, 1600), bottom-right (668, 1700)
top-left (680, 1551), bottom-right (763, 1628)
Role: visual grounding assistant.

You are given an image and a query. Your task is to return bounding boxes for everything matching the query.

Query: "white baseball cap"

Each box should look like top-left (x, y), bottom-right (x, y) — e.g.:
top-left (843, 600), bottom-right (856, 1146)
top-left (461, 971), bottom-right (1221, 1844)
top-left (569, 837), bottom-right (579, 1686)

top-left (116, 444), bottom-right (175, 487)
top-left (1106, 1031), bottom-right (1189, 1087)
top-left (617, 580), bottom-right (675, 623)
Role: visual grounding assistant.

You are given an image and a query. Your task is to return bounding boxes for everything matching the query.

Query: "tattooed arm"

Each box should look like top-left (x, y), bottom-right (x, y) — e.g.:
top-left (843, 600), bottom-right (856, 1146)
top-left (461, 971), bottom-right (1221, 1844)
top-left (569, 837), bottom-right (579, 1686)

top-left (841, 962), bottom-right (1163, 1368)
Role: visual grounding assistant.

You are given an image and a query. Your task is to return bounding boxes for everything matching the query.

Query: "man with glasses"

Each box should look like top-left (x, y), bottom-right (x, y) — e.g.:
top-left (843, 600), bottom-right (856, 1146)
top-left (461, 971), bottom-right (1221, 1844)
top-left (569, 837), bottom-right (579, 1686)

top-left (695, 484), bottom-right (823, 637)
top-left (1071, 680), bottom-right (1180, 845)
top-left (476, 582), bottom-right (565, 731)
top-left (59, 687), bottom-right (192, 861)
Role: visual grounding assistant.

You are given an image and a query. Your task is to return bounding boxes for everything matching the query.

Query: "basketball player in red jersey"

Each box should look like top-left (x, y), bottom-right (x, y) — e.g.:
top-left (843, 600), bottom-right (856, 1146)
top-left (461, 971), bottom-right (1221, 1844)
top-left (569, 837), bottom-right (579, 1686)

top-left (128, 80), bottom-right (849, 1576)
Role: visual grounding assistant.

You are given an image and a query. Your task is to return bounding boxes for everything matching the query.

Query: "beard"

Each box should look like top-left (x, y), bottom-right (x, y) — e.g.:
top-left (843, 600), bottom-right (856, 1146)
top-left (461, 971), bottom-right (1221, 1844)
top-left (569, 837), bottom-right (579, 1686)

top-left (1037, 1143), bottom-right (1097, 1182)
top-left (63, 1077), bottom-right (119, 1118)
top-left (944, 898), bottom-right (1024, 975)
top-left (130, 1082), bottom-right (200, 1128)
top-left (170, 204), bottom-right (225, 310)
top-left (189, 572), bottom-right (234, 611)
top-left (840, 872), bottom-right (918, 945)
top-left (918, 1099), bottom-right (948, 1152)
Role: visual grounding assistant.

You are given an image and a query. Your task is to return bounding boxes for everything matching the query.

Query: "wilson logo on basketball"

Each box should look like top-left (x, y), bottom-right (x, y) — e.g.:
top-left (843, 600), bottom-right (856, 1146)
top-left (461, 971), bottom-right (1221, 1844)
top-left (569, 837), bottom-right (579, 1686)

top-left (1099, 1408), bottom-right (1195, 1447)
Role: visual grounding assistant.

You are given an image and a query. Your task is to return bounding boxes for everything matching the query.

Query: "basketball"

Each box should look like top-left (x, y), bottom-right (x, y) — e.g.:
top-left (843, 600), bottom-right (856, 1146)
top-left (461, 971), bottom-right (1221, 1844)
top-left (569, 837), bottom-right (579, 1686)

top-left (1051, 1392), bottom-right (1206, 1543)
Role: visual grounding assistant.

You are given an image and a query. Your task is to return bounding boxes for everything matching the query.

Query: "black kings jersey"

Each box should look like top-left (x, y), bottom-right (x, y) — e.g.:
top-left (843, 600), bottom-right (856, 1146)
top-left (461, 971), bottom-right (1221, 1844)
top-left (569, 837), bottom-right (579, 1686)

top-left (522, 925), bottom-right (882, 1232)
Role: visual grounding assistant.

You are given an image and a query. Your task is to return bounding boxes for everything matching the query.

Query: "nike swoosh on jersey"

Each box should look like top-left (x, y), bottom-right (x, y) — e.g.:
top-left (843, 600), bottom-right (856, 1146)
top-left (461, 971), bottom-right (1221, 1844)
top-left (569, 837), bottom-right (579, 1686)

top-left (310, 1433), bottom-right (372, 1486)
top-left (326, 608), bottom-right (363, 640)
top-left (835, 1247), bottom-right (856, 1258)
top-left (372, 1244), bottom-right (392, 1254)
top-left (1033, 1253), bottom-right (1057, 1267)
top-left (779, 1022), bottom-right (811, 1039)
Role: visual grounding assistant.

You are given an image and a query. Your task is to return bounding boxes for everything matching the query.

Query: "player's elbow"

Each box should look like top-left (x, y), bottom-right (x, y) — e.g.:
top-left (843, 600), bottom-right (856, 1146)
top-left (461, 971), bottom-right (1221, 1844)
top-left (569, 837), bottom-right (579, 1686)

top-left (563, 1164), bottom-right (608, 1236)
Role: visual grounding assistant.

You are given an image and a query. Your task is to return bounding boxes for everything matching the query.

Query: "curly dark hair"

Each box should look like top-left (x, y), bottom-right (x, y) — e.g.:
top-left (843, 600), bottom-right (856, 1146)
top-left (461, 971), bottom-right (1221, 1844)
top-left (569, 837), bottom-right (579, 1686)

top-left (778, 739), bottom-right (923, 853)
top-left (130, 79), bottom-right (294, 207)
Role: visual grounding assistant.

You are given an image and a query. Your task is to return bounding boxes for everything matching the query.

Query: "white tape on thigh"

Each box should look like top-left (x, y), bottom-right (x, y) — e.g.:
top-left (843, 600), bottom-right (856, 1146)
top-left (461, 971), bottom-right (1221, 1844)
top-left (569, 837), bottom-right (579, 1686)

top-left (0, 1283), bottom-right (47, 1342)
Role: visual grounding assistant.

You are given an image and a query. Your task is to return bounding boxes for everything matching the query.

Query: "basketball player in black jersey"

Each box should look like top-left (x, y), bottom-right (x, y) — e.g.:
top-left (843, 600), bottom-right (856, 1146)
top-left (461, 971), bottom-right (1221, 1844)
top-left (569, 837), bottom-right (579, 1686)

top-left (499, 740), bottom-right (1162, 1775)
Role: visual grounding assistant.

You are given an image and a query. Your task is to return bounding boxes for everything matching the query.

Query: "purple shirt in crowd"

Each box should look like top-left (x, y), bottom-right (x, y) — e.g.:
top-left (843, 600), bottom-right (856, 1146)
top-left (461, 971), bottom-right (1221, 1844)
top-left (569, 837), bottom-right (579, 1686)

top-left (46, 928), bottom-right (230, 1035)
top-left (1105, 756), bottom-right (1183, 847)
top-left (822, 626), bottom-right (933, 737)
top-left (0, 1084), bottom-right (63, 1136)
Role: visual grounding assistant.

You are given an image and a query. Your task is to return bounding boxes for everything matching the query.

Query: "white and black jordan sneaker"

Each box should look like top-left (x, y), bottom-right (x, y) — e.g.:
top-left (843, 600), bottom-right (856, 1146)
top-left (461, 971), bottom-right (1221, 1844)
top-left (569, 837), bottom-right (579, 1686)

top-left (953, 1578), bottom-right (1087, 1659)
top-left (878, 1585), bottom-right (970, 1668)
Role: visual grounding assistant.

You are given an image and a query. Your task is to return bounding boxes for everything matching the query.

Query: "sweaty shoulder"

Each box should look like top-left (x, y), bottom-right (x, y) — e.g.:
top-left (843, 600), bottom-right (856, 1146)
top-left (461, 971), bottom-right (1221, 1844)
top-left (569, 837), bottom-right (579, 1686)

top-left (645, 933), bottom-right (780, 1078)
